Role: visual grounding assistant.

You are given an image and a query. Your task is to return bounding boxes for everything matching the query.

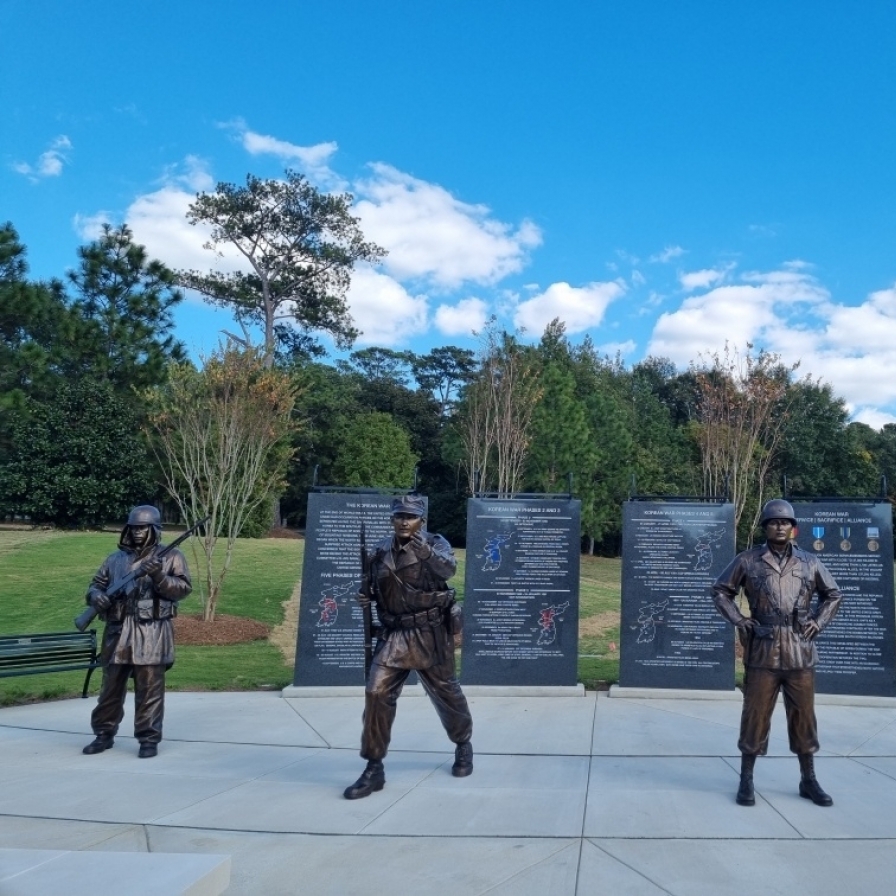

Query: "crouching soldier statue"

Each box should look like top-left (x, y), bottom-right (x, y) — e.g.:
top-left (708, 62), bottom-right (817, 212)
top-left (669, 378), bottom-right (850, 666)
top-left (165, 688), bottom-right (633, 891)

top-left (82, 505), bottom-right (192, 759)
top-left (712, 499), bottom-right (842, 807)
top-left (345, 494), bottom-right (473, 799)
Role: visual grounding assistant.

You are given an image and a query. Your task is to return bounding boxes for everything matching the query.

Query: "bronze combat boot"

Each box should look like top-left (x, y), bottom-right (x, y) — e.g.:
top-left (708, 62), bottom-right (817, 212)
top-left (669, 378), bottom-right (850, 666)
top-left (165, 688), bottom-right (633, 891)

top-left (736, 753), bottom-right (756, 806)
top-left (798, 753), bottom-right (833, 806)
top-left (344, 760), bottom-right (386, 799)
top-left (452, 741), bottom-right (473, 777)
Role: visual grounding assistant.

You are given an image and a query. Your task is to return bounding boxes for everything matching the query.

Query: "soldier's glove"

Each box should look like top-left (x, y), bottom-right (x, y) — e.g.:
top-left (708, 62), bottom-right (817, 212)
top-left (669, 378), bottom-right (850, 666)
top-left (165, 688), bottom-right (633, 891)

top-left (89, 593), bottom-right (111, 612)
top-left (736, 618), bottom-right (756, 631)
top-left (355, 592), bottom-right (372, 610)
top-left (142, 557), bottom-right (164, 584)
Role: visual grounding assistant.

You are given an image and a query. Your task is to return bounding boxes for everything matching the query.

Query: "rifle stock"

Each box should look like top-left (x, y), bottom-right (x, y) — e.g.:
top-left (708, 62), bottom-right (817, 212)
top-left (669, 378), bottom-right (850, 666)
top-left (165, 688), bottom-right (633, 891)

top-left (74, 516), bottom-right (210, 632)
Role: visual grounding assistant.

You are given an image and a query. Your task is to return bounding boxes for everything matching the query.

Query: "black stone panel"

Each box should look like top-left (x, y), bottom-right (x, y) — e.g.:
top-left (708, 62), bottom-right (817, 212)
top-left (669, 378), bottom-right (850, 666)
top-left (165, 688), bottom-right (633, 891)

top-left (619, 501), bottom-right (736, 690)
top-left (792, 501), bottom-right (896, 697)
top-left (461, 498), bottom-right (581, 686)
top-left (292, 493), bottom-right (416, 687)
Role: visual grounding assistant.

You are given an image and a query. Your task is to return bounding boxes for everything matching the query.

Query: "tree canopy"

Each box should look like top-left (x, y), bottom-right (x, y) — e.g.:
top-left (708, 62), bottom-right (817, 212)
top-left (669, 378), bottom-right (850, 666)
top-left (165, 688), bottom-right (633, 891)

top-left (180, 170), bottom-right (385, 365)
top-left (68, 223), bottom-right (186, 391)
top-left (3, 216), bottom-right (896, 552)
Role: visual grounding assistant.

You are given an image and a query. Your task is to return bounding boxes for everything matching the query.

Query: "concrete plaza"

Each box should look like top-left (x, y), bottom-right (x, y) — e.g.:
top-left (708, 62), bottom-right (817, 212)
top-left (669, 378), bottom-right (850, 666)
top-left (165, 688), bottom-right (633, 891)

top-left (2, 687), bottom-right (896, 894)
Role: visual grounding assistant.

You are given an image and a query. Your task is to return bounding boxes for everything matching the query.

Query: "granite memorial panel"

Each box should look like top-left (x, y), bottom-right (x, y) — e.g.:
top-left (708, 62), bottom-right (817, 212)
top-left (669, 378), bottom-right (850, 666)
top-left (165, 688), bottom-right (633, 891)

top-left (461, 498), bottom-right (581, 686)
top-left (792, 500), bottom-right (896, 697)
top-left (619, 500), bottom-right (736, 690)
top-left (292, 492), bottom-right (416, 687)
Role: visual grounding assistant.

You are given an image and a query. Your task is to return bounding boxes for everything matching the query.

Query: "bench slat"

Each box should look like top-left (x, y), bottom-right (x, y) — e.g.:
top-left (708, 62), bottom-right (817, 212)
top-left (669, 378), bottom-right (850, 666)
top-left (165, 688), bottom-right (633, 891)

top-left (0, 631), bottom-right (101, 696)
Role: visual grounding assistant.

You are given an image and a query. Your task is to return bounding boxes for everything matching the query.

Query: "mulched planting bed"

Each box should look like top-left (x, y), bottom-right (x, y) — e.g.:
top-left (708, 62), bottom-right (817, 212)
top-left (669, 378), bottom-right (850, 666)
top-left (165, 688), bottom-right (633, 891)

top-left (174, 614), bottom-right (271, 646)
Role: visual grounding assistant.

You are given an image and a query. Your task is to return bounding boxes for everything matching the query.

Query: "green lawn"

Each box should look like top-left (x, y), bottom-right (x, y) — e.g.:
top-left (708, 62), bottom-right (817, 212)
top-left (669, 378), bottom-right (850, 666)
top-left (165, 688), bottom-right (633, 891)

top-left (0, 529), bottom-right (629, 703)
top-left (0, 529), bottom-right (302, 704)
top-left (577, 555), bottom-right (623, 688)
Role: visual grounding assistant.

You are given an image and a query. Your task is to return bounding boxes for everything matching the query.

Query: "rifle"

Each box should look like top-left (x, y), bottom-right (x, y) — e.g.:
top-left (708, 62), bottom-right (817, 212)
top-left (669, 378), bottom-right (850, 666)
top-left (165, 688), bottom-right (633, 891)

top-left (360, 522), bottom-right (374, 680)
top-left (74, 516), bottom-right (210, 632)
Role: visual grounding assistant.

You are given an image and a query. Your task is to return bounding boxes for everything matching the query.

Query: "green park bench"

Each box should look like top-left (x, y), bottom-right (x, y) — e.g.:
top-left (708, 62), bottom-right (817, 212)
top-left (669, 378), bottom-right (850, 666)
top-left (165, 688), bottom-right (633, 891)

top-left (0, 631), bottom-right (102, 698)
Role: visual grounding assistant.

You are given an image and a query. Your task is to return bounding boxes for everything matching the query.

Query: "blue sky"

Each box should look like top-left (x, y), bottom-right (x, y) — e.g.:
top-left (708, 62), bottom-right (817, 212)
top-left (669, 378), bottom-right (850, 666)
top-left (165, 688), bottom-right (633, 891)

top-left (3, 1), bottom-right (896, 424)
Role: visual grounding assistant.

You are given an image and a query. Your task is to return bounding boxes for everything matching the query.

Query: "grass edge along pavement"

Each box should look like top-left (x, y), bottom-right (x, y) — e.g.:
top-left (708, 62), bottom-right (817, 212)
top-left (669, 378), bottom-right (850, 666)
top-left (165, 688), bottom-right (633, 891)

top-left (0, 530), bottom-right (625, 704)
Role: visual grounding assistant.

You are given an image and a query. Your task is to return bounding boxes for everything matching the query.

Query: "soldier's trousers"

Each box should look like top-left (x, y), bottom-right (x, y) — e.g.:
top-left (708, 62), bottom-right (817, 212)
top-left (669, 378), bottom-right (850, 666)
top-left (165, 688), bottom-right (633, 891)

top-left (361, 655), bottom-right (473, 762)
top-left (91, 663), bottom-right (166, 745)
top-left (739, 666), bottom-right (819, 755)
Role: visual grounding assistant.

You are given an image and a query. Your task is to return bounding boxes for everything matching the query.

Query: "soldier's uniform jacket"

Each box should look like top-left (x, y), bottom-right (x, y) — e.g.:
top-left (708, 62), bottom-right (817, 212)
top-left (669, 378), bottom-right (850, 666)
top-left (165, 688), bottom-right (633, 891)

top-left (712, 543), bottom-right (842, 670)
top-left (369, 531), bottom-right (457, 670)
top-left (87, 540), bottom-right (192, 667)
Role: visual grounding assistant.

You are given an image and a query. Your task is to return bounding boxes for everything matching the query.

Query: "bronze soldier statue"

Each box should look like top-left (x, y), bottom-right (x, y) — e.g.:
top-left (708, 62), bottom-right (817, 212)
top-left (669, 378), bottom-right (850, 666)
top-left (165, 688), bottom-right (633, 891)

top-left (82, 505), bottom-right (192, 758)
top-left (712, 499), bottom-right (842, 806)
top-left (345, 494), bottom-right (473, 799)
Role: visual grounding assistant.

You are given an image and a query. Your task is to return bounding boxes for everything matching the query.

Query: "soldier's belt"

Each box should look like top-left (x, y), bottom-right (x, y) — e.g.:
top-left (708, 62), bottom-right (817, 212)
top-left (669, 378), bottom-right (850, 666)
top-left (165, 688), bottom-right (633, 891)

top-left (753, 611), bottom-right (802, 626)
top-left (380, 607), bottom-right (444, 630)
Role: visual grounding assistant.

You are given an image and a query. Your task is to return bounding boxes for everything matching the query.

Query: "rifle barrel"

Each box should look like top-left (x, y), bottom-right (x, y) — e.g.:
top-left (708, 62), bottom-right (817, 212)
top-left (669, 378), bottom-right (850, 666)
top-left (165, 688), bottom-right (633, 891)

top-left (73, 516), bottom-right (208, 632)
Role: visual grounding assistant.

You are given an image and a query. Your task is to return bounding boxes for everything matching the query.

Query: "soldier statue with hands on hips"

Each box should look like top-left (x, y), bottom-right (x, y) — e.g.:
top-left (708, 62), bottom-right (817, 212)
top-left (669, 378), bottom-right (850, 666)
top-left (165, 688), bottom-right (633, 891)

top-left (345, 494), bottom-right (473, 799)
top-left (712, 499), bottom-right (842, 807)
top-left (82, 505), bottom-right (192, 759)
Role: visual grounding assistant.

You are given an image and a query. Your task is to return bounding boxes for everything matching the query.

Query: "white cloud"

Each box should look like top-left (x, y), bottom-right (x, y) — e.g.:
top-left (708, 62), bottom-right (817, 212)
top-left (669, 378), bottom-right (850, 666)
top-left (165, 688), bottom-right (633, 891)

top-left (766, 284), bottom-right (896, 410)
top-left (162, 154), bottom-right (215, 193)
top-left (616, 249), bottom-right (640, 266)
top-left (514, 280), bottom-right (626, 335)
top-left (650, 245), bottom-right (686, 263)
top-left (13, 135), bottom-right (72, 181)
top-left (598, 339), bottom-right (637, 357)
top-left (637, 291), bottom-right (666, 316)
top-left (434, 297), bottom-right (489, 337)
top-left (740, 268), bottom-right (819, 287)
top-left (123, 158), bottom-right (236, 276)
top-left (74, 133), bottom-right (548, 358)
top-left (346, 267), bottom-right (429, 346)
top-left (647, 271), bottom-right (896, 422)
top-left (222, 119), bottom-right (341, 186)
top-left (820, 285), bottom-right (896, 354)
top-left (679, 266), bottom-right (732, 291)
top-left (851, 407), bottom-right (896, 429)
top-left (127, 184), bottom-right (216, 273)
top-left (631, 270), bottom-right (647, 286)
top-left (647, 267), bottom-right (829, 365)
top-left (353, 163), bottom-right (541, 290)
top-left (242, 131), bottom-right (337, 167)
top-left (801, 353), bottom-right (896, 410)
top-left (748, 223), bottom-right (778, 238)
top-left (72, 212), bottom-right (113, 240)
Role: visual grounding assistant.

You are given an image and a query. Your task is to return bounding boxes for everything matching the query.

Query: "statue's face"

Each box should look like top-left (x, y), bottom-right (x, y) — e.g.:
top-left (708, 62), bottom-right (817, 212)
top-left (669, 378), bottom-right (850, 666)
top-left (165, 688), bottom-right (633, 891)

top-left (764, 518), bottom-right (793, 548)
top-left (130, 525), bottom-right (151, 548)
top-left (392, 512), bottom-right (424, 543)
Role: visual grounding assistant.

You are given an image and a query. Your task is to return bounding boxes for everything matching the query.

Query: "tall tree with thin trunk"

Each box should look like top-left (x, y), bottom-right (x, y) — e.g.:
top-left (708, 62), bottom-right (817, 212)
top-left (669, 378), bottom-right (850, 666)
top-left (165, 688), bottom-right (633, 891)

top-left (144, 344), bottom-right (300, 620)
top-left (455, 320), bottom-right (542, 496)
top-left (412, 346), bottom-right (477, 418)
top-left (180, 170), bottom-right (385, 367)
top-left (692, 343), bottom-right (798, 543)
top-left (68, 223), bottom-right (186, 391)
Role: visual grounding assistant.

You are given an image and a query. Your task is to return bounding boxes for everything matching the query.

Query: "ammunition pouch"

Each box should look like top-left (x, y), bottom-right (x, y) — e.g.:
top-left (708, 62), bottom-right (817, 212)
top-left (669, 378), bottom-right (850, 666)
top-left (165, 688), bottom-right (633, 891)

top-left (379, 589), bottom-right (458, 664)
top-left (135, 599), bottom-right (176, 622)
top-left (379, 606), bottom-right (445, 630)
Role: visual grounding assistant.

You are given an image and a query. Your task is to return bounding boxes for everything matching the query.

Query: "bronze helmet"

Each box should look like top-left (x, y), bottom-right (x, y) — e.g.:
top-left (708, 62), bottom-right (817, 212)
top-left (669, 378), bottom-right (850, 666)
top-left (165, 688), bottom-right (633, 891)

top-left (759, 499), bottom-right (797, 527)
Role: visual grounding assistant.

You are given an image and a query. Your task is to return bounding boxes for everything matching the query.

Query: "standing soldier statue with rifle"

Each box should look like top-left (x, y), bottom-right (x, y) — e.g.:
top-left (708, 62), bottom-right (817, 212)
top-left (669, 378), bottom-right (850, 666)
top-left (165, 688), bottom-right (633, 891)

top-left (79, 506), bottom-right (197, 759)
top-left (345, 494), bottom-right (473, 799)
